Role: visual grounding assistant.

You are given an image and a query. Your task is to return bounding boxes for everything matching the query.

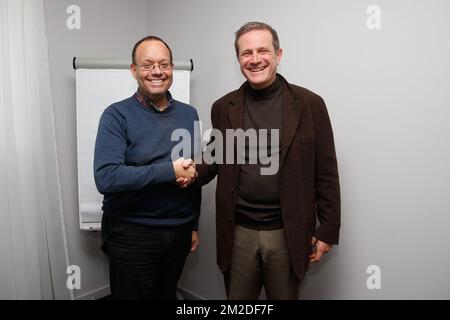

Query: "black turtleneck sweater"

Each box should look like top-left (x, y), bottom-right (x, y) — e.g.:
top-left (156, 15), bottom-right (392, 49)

top-left (236, 76), bottom-right (283, 230)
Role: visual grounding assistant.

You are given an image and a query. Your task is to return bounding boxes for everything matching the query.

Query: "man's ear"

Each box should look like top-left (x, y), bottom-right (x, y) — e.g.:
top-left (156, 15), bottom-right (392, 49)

top-left (130, 64), bottom-right (138, 80)
top-left (276, 48), bottom-right (283, 65)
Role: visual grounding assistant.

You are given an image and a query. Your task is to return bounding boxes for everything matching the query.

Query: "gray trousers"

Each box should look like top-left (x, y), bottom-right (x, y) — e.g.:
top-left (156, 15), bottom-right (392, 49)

top-left (224, 225), bottom-right (300, 300)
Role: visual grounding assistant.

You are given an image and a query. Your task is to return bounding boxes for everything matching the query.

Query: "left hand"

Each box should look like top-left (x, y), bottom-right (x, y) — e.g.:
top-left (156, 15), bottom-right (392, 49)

top-left (190, 231), bottom-right (199, 252)
top-left (309, 237), bottom-right (332, 263)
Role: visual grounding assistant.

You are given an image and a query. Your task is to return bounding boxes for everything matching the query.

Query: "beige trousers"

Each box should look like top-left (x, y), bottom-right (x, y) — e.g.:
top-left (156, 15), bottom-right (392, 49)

top-left (225, 225), bottom-right (300, 300)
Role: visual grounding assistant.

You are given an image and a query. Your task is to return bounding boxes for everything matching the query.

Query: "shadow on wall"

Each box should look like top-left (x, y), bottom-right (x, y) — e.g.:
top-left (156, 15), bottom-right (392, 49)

top-left (298, 247), bottom-right (339, 299)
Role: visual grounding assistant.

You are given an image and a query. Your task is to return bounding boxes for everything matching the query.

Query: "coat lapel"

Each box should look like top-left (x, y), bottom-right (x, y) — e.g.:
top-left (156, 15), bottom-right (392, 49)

top-left (226, 84), bottom-right (245, 189)
top-left (227, 85), bottom-right (245, 130)
top-left (280, 77), bottom-right (301, 166)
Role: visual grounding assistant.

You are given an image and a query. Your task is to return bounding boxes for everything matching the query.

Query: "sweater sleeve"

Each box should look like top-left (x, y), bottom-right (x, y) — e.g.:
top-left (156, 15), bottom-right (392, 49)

top-left (93, 109), bottom-right (176, 194)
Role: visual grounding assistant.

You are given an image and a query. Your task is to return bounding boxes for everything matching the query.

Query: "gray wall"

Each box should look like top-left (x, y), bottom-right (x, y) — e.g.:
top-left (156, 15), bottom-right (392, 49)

top-left (148, 0), bottom-right (450, 299)
top-left (44, 0), bottom-right (450, 299)
top-left (43, 0), bottom-right (148, 299)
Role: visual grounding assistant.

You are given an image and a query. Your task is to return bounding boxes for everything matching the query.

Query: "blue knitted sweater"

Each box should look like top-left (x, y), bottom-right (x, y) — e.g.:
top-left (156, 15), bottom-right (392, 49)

top-left (94, 93), bottom-right (201, 229)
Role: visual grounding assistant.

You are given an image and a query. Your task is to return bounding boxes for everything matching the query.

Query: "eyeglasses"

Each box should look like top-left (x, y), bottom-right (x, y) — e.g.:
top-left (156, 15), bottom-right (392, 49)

top-left (135, 61), bottom-right (173, 71)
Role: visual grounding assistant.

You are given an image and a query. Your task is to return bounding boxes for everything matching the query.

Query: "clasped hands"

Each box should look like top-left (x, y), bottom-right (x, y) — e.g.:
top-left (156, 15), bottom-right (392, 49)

top-left (173, 157), bottom-right (197, 188)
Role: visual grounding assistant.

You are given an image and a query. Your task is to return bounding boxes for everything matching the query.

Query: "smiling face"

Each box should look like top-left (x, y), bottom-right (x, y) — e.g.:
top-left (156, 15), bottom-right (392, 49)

top-left (237, 29), bottom-right (283, 90)
top-left (130, 40), bottom-right (173, 107)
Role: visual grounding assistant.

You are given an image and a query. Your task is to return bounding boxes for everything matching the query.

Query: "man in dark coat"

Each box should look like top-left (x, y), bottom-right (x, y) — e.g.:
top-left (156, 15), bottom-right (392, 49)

top-left (196, 22), bottom-right (341, 299)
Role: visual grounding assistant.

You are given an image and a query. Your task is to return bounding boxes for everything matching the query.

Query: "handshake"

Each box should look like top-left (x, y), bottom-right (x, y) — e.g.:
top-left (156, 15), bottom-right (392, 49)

top-left (173, 158), bottom-right (197, 188)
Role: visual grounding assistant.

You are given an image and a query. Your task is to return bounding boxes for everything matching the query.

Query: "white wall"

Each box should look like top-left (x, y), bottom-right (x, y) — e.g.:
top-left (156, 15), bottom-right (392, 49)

top-left (147, 0), bottom-right (450, 299)
top-left (43, 0), bottom-right (450, 299)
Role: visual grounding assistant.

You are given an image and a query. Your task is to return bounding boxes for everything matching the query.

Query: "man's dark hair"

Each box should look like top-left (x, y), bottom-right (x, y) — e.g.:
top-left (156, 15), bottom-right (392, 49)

top-left (234, 21), bottom-right (280, 57)
top-left (131, 35), bottom-right (173, 64)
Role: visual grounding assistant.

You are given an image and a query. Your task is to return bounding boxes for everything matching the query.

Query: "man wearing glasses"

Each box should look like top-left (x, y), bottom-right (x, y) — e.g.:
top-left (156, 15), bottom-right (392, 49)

top-left (94, 36), bottom-right (200, 299)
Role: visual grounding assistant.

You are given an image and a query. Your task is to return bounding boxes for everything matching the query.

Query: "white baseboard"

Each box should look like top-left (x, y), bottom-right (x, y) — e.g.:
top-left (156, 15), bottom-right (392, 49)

top-left (74, 285), bottom-right (111, 300)
top-left (177, 286), bottom-right (206, 300)
top-left (72, 284), bottom-right (202, 300)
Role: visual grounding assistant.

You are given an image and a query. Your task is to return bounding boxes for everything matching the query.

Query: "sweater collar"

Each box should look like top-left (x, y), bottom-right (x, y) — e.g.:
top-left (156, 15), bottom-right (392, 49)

top-left (245, 75), bottom-right (282, 100)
